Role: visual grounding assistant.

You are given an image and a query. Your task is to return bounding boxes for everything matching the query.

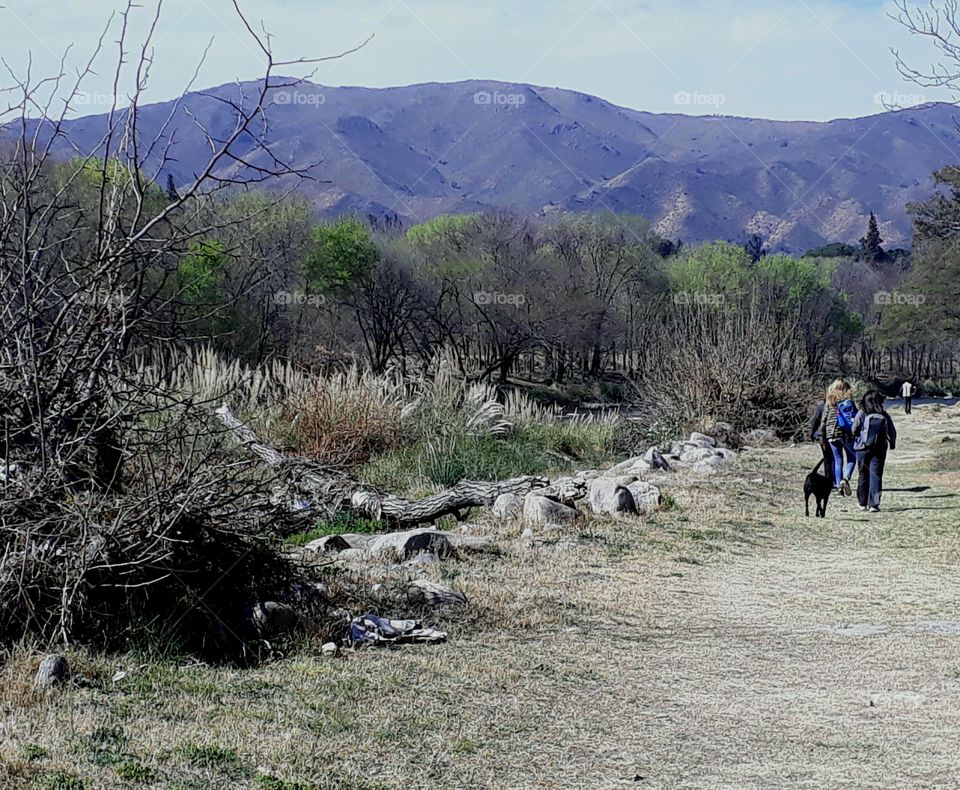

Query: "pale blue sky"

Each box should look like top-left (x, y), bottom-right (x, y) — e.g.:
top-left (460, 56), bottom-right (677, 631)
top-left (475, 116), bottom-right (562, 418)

top-left (0, 0), bottom-right (949, 120)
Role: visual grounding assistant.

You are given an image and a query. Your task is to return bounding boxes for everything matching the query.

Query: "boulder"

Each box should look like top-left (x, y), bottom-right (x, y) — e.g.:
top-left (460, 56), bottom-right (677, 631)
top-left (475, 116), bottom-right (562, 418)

top-left (408, 580), bottom-right (468, 608)
top-left (705, 421), bottom-right (740, 448)
top-left (303, 534), bottom-right (351, 553)
top-left (644, 446), bottom-right (671, 471)
top-left (626, 481), bottom-right (663, 515)
top-left (679, 447), bottom-right (722, 464)
top-left (368, 529), bottom-right (454, 561)
top-left (34, 654), bottom-right (69, 689)
top-left (446, 534), bottom-right (499, 555)
top-left (523, 493), bottom-right (579, 525)
top-left (689, 432), bottom-right (718, 448)
top-left (492, 493), bottom-right (523, 520)
top-left (250, 601), bottom-right (299, 639)
top-left (588, 478), bottom-right (637, 516)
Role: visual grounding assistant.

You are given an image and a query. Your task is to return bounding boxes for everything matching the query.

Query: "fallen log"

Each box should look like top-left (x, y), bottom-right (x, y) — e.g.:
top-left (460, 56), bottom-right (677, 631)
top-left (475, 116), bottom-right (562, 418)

top-left (215, 405), bottom-right (550, 528)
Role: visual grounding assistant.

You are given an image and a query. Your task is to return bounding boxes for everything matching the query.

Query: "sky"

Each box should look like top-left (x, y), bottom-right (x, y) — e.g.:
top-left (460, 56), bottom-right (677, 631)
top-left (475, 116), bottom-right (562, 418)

top-left (0, 0), bottom-right (951, 121)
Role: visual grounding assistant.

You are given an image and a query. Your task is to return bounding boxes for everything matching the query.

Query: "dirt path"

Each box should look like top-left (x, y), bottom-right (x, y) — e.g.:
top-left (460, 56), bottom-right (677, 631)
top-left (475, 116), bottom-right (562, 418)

top-left (612, 404), bottom-right (960, 788)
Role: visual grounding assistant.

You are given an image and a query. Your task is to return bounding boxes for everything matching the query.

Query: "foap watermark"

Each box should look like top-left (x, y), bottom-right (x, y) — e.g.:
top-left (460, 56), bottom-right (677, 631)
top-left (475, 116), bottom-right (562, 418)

top-left (272, 90), bottom-right (326, 108)
top-left (673, 291), bottom-right (725, 306)
top-left (873, 90), bottom-right (927, 108)
top-left (673, 91), bottom-right (726, 109)
top-left (874, 290), bottom-right (927, 307)
top-left (473, 90), bottom-right (526, 108)
top-left (75, 91), bottom-right (126, 107)
top-left (273, 290), bottom-right (326, 307)
top-left (474, 290), bottom-right (527, 308)
top-left (77, 289), bottom-right (129, 307)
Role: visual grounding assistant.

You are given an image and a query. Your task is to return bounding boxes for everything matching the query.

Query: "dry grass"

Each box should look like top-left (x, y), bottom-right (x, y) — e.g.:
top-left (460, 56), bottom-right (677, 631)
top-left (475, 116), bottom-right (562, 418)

top-left (2, 405), bottom-right (960, 788)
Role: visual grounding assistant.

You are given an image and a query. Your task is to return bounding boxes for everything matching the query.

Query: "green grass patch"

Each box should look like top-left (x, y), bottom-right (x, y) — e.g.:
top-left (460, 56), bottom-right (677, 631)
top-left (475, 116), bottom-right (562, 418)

top-left (177, 744), bottom-right (252, 779)
top-left (286, 513), bottom-right (385, 544)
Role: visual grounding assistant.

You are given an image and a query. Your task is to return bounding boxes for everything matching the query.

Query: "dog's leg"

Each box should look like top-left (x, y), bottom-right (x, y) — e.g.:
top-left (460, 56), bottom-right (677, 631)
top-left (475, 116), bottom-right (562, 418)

top-left (805, 493), bottom-right (810, 517)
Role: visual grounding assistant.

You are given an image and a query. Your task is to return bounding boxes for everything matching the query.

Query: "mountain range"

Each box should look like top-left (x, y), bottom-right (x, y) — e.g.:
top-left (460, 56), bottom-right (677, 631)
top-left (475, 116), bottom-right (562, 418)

top-left (35, 79), bottom-right (960, 251)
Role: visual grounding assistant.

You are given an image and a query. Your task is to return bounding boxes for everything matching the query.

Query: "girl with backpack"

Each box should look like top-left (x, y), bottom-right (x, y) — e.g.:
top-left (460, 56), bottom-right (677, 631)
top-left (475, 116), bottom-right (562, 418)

top-left (819, 379), bottom-right (858, 497)
top-left (852, 389), bottom-right (898, 513)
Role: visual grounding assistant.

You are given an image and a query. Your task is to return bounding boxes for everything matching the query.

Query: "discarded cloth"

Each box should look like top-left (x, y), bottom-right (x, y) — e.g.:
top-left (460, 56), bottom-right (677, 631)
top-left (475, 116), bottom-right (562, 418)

top-left (349, 613), bottom-right (447, 645)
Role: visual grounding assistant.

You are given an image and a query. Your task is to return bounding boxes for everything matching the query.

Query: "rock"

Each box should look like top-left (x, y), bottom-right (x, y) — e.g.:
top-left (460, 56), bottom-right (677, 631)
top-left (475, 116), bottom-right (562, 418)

top-left (679, 447), bottom-right (721, 464)
top-left (368, 529), bottom-right (454, 561)
top-left (250, 601), bottom-right (299, 639)
top-left (644, 447), bottom-right (671, 471)
top-left (689, 432), bottom-right (718, 448)
top-left (705, 421), bottom-right (740, 448)
top-left (743, 428), bottom-right (779, 446)
top-left (532, 478), bottom-right (588, 505)
top-left (520, 527), bottom-right (535, 542)
top-left (492, 493), bottom-right (523, 520)
top-left (522, 493), bottom-right (579, 525)
top-left (336, 548), bottom-right (367, 562)
top-left (446, 534), bottom-right (498, 554)
top-left (405, 551), bottom-right (439, 566)
top-left (35, 654), bottom-right (69, 689)
top-left (588, 478), bottom-right (637, 516)
top-left (321, 642), bottom-right (339, 657)
top-left (408, 579), bottom-right (468, 607)
top-left (303, 534), bottom-right (351, 553)
top-left (626, 481), bottom-right (662, 515)
top-left (574, 469), bottom-right (603, 481)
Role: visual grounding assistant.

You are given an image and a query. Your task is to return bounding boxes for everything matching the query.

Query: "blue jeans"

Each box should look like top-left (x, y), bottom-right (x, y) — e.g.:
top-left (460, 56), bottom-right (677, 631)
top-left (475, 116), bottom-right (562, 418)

top-left (857, 447), bottom-right (887, 509)
top-left (830, 437), bottom-right (856, 485)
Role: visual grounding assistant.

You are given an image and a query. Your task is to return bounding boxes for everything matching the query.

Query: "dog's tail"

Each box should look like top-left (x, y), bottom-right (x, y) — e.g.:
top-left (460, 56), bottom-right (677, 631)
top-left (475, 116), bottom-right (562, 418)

top-left (812, 458), bottom-right (825, 474)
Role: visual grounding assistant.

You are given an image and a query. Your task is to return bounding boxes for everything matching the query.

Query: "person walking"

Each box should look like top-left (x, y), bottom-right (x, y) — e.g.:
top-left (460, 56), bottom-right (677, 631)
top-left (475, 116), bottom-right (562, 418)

top-left (818, 379), bottom-right (857, 496)
top-left (809, 398), bottom-right (836, 488)
top-left (852, 389), bottom-right (897, 513)
top-left (900, 380), bottom-right (915, 414)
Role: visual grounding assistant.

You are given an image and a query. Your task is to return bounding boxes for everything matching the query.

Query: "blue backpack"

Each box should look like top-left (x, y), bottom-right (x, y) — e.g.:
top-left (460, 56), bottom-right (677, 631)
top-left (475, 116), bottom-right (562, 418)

top-left (836, 398), bottom-right (856, 433)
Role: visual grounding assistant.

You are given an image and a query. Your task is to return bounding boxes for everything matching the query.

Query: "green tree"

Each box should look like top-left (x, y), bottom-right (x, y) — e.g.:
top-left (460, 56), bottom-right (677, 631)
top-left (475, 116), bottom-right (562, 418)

top-left (303, 217), bottom-right (379, 293)
top-left (859, 212), bottom-right (885, 263)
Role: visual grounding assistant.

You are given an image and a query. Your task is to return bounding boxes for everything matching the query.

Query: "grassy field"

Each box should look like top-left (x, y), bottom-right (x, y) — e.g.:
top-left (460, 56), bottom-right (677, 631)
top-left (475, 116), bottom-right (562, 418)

top-left (3, 403), bottom-right (960, 789)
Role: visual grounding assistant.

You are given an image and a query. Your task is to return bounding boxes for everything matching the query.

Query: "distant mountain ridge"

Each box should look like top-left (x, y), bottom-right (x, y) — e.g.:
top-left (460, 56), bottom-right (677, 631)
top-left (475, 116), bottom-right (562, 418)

top-left (37, 79), bottom-right (960, 250)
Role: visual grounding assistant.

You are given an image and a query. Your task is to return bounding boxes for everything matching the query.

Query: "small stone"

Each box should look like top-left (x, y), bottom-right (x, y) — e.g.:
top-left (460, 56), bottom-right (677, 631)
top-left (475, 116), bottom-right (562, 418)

top-left (35, 654), bottom-right (69, 689)
top-left (520, 527), bottom-right (535, 541)
top-left (321, 642), bottom-right (339, 657)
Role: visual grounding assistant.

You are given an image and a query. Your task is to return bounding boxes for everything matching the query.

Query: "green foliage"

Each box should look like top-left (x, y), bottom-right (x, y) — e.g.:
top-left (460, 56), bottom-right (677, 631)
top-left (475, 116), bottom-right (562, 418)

top-left (802, 242), bottom-right (857, 258)
top-left (668, 241), bottom-right (753, 297)
top-left (177, 744), bottom-right (252, 779)
top-left (859, 212), bottom-right (885, 263)
top-left (303, 217), bottom-right (378, 292)
top-left (177, 239), bottom-right (229, 302)
top-left (285, 514), bottom-right (384, 543)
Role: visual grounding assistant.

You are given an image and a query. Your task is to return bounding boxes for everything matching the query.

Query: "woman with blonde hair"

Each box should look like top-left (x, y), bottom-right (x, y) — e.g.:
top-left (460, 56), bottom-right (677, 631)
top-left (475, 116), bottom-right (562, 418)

top-left (819, 378), bottom-right (858, 496)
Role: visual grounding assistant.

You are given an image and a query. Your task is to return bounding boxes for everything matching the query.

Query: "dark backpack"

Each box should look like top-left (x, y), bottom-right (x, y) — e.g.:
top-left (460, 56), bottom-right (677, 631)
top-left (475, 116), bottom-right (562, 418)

top-left (854, 413), bottom-right (887, 451)
top-left (835, 398), bottom-right (856, 433)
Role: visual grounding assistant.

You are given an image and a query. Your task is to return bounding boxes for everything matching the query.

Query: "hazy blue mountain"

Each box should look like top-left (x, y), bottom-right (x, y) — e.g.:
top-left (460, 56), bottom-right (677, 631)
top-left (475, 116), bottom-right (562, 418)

top-left (32, 79), bottom-right (960, 250)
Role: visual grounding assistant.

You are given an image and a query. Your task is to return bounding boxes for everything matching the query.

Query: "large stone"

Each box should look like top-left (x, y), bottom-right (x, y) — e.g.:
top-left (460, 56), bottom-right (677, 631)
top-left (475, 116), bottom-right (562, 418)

top-left (522, 494), bottom-right (579, 525)
top-left (588, 478), bottom-right (637, 516)
top-left (644, 446), bottom-right (671, 471)
top-left (303, 535), bottom-right (351, 553)
top-left (688, 432), bottom-right (718, 449)
top-left (34, 654), bottom-right (69, 689)
top-left (250, 601), bottom-right (299, 639)
top-left (679, 447), bottom-right (722, 464)
top-left (492, 493), bottom-right (522, 520)
top-left (446, 534), bottom-right (499, 555)
top-left (626, 481), bottom-right (663, 515)
top-left (368, 529), bottom-right (454, 561)
top-left (408, 580), bottom-right (468, 608)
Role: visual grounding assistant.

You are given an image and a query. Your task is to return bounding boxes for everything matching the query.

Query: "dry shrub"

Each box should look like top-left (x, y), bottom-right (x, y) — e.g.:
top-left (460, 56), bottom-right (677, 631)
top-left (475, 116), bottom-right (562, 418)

top-left (641, 295), bottom-right (815, 436)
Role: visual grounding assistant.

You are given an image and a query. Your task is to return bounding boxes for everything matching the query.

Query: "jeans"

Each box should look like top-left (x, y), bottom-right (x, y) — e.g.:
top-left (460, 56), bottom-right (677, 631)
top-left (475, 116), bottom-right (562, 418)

top-left (830, 437), bottom-right (856, 485)
top-left (856, 446), bottom-right (887, 509)
top-left (904, 396), bottom-right (913, 414)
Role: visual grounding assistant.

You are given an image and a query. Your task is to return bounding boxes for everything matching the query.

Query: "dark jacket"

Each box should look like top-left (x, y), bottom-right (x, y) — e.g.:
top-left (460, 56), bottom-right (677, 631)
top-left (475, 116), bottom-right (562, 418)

top-left (809, 401), bottom-right (826, 441)
top-left (851, 409), bottom-right (897, 452)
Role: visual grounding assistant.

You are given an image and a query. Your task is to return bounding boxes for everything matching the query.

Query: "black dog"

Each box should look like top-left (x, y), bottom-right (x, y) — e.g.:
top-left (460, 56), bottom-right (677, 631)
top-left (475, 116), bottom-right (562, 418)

top-left (804, 459), bottom-right (833, 518)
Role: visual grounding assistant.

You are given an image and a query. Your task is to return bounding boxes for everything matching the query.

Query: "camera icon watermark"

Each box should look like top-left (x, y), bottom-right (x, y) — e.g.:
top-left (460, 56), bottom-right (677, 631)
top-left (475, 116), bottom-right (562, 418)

top-left (673, 291), bottom-right (725, 306)
top-left (873, 90), bottom-right (927, 108)
top-left (874, 290), bottom-right (927, 307)
top-left (272, 91), bottom-right (326, 108)
top-left (474, 291), bottom-right (527, 308)
top-left (673, 91), bottom-right (726, 109)
top-left (273, 290), bottom-right (326, 307)
top-left (473, 91), bottom-right (526, 108)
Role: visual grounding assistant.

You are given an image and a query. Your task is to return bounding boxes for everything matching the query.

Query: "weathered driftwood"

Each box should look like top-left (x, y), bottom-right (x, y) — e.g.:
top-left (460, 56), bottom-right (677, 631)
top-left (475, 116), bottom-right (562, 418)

top-left (215, 405), bottom-right (550, 527)
top-left (408, 580), bottom-right (468, 608)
